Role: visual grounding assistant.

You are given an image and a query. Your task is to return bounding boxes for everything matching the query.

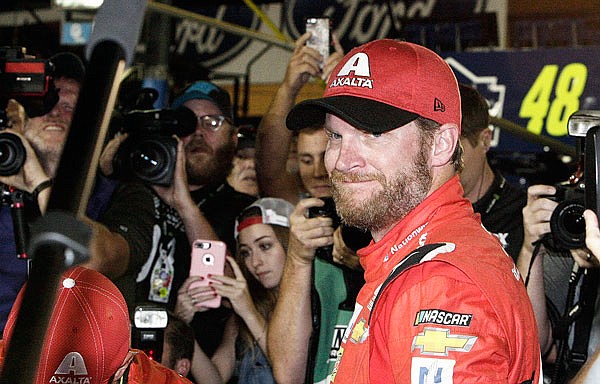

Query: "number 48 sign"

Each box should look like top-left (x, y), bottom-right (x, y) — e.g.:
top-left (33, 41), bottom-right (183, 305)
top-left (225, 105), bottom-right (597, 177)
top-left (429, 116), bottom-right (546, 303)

top-left (520, 63), bottom-right (588, 137)
top-left (445, 47), bottom-right (600, 152)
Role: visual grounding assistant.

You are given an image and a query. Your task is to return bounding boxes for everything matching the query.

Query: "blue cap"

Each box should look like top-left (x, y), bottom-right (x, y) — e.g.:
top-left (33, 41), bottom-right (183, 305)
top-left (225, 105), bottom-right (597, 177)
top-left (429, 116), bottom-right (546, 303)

top-left (171, 80), bottom-right (233, 120)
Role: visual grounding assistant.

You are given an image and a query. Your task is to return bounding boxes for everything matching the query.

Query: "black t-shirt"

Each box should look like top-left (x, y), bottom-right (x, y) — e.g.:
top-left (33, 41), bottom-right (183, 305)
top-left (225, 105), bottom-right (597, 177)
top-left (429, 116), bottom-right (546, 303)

top-left (472, 171), bottom-right (526, 262)
top-left (98, 181), bottom-right (155, 313)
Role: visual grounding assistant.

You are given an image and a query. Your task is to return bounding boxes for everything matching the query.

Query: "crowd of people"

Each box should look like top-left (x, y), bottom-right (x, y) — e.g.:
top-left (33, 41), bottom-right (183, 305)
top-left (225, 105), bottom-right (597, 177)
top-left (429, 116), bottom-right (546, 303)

top-left (1, 32), bottom-right (600, 384)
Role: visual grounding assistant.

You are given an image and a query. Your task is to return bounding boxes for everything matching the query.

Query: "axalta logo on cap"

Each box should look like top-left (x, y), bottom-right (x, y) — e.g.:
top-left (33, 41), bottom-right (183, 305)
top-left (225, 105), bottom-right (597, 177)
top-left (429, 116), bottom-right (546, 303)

top-left (329, 52), bottom-right (373, 89)
top-left (50, 352), bottom-right (92, 384)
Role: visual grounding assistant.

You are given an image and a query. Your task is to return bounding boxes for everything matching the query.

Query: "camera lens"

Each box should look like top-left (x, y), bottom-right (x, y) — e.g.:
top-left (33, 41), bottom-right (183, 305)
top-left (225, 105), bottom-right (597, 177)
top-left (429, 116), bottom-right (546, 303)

top-left (113, 134), bottom-right (178, 186)
top-left (0, 132), bottom-right (26, 176)
top-left (129, 138), bottom-right (172, 184)
top-left (550, 200), bottom-right (586, 249)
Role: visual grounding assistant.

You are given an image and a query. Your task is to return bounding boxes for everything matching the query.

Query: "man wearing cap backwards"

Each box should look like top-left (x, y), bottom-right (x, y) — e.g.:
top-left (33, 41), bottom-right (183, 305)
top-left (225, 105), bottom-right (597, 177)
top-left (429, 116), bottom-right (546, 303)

top-left (0, 52), bottom-right (87, 334)
top-left (0, 266), bottom-right (192, 383)
top-left (285, 39), bottom-right (541, 383)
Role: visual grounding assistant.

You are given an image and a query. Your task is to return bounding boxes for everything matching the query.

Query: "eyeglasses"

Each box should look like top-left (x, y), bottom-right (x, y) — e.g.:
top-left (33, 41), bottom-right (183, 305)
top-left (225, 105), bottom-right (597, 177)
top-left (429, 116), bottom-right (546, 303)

top-left (196, 114), bottom-right (232, 132)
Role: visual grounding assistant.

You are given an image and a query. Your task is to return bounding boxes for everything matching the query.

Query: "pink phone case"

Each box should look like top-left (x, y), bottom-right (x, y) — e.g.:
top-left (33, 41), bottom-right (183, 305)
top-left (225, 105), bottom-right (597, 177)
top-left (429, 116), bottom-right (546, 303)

top-left (189, 239), bottom-right (226, 308)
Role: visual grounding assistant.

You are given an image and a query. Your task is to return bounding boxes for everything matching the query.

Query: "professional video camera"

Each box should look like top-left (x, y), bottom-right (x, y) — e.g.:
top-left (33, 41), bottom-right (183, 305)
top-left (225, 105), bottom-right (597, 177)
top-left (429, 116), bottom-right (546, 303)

top-left (543, 110), bottom-right (600, 251)
top-left (111, 88), bottom-right (196, 186)
top-left (0, 47), bottom-right (58, 176)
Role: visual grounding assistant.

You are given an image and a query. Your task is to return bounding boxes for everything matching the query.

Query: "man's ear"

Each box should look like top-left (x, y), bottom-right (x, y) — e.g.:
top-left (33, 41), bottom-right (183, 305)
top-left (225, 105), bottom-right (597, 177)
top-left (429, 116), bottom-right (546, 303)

top-left (174, 358), bottom-right (191, 377)
top-left (111, 350), bottom-right (137, 383)
top-left (232, 125), bottom-right (240, 146)
top-left (479, 128), bottom-right (493, 151)
top-left (431, 123), bottom-right (460, 167)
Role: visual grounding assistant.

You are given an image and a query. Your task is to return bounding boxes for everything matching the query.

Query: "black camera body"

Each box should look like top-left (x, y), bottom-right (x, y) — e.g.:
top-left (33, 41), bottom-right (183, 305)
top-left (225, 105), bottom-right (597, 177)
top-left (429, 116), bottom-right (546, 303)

top-left (544, 110), bottom-right (600, 251)
top-left (308, 196), bottom-right (371, 262)
top-left (0, 47), bottom-right (54, 102)
top-left (0, 47), bottom-right (58, 176)
top-left (112, 107), bottom-right (196, 186)
top-left (308, 197), bottom-right (341, 262)
top-left (546, 183), bottom-right (586, 251)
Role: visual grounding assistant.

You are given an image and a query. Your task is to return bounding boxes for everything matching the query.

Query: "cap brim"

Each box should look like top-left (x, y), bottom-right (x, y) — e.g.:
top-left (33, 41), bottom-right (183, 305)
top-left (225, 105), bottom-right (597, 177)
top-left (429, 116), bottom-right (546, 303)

top-left (286, 95), bottom-right (419, 133)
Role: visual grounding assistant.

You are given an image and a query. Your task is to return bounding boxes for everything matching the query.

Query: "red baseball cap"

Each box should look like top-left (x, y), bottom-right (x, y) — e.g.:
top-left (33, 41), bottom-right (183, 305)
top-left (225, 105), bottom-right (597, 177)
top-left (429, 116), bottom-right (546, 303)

top-left (286, 39), bottom-right (461, 133)
top-left (1, 267), bottom-right (130, 384)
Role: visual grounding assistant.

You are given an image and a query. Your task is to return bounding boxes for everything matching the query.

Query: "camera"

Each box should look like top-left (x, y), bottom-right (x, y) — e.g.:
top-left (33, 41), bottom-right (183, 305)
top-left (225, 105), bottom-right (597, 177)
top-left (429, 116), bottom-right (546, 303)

top-left (308, 196), bottom-right (371, 262)
top-left (131, 306), bottom-right (168, 362)
top-left (111, 106), bottom-right (196, 186)
top-left (0, 131), bottom-right (26, 176)
top-left (308, 196), bottom-right (341, 262)
top-left (543, 110), bottom-right (600, 251)
top-left (546, 182), bottom-right (586, 251)
top-left (0, 47), bottom-right (58, 176)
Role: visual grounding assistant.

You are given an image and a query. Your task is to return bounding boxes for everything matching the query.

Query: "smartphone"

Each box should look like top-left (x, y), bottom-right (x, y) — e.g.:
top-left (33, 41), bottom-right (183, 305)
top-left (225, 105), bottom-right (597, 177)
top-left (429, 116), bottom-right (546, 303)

top-left (305, 16), bottom-right (331, 67)
top-left (189, 239), bottom-right (227, 308)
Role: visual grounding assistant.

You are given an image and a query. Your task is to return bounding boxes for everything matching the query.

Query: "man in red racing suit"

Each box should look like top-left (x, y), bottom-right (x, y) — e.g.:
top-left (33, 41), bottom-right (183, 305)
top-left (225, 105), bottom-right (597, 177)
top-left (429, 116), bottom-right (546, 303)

top-left (329, 177), bottom-right (541, 383)
top-left (285, 39), bottom-right (541, 384)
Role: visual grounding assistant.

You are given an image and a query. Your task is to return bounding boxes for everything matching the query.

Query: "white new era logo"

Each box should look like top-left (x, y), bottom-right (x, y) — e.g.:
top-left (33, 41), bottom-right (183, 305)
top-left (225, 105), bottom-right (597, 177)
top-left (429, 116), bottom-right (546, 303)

top-left (50, 352), bottom-right (92, 383)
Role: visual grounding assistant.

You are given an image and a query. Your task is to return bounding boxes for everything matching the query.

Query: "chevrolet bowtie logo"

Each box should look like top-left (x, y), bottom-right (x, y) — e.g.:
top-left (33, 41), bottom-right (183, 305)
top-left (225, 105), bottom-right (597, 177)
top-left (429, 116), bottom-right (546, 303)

top-left (412, 327), bottom-right (477, 356)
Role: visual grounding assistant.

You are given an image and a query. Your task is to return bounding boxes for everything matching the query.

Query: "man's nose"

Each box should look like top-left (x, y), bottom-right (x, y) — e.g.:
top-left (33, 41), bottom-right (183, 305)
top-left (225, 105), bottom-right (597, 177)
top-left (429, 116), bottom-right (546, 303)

top-left (332, 137), bottom-right (365, 173)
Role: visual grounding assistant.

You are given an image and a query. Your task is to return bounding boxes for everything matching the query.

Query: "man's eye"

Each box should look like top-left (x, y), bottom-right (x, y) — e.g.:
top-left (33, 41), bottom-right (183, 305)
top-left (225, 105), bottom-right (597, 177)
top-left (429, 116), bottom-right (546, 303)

top-left (326, 130), bottom-right (341, 140)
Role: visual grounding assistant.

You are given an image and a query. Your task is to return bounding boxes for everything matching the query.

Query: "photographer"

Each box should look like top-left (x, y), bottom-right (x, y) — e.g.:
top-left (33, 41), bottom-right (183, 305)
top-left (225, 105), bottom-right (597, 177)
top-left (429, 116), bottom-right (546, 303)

top-left (124, 81), bottom-right (255, 363)
top-left (0, 51), bottom-right (161, 325)
top-left (517, 185), bottom-right (600, 383)
top-left (0, 52), bottom-right (85, 333)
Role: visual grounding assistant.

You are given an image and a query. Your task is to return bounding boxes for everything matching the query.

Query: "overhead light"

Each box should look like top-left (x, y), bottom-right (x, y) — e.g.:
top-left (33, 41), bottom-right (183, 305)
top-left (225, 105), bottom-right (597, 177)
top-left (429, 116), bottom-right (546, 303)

top-left (53, 0), bottom-right (104, 9)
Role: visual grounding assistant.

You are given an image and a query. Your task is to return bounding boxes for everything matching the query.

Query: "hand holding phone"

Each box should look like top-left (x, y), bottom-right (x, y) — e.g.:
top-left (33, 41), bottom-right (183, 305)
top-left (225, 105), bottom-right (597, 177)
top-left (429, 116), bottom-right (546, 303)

top-left (189, 239), bottom-right (227, 308)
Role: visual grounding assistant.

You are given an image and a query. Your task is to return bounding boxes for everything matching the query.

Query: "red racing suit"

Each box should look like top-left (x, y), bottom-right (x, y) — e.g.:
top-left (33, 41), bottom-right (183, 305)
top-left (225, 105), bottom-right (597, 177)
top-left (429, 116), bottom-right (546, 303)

top-left (127, 349), bottom-right (192, 383)
top-left (330, 176), bottom-right (541, 384)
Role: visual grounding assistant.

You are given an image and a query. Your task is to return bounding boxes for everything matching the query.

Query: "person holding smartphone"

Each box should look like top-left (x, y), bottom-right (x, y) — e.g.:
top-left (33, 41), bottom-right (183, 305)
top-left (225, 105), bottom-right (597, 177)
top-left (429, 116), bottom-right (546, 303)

top-left (177, 198), bottom-right (293, 383)
top-left (257, 29), bottom-right (370, 384)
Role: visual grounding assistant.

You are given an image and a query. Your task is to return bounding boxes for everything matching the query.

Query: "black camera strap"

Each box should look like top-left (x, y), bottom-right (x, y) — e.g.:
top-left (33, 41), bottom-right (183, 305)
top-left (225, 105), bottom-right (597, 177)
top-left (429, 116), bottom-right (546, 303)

top-left (524, 237), bottom-right (546, 288)
top-left (569, 268), bottom-right (599, 369)
top-left (551, 264), bottom-right (599, 382)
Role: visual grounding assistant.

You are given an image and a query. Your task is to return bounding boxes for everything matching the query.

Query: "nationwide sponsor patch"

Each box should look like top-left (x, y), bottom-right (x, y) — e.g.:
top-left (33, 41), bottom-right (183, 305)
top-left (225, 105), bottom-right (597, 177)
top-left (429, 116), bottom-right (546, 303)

top-left (414, 309), bottom-right (473, 327)
top-left (412, 327), bottom-right (477, 356)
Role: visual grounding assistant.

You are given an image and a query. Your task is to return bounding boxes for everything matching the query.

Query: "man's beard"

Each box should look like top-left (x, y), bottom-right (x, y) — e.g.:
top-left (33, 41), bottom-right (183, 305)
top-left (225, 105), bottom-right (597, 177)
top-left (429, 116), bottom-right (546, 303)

top-left (331, 140), bottom-right (432, 233)
top-left (25, 136), bottom-right (63, 177)
top-left (185, 139), bottom-right (236, 187)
